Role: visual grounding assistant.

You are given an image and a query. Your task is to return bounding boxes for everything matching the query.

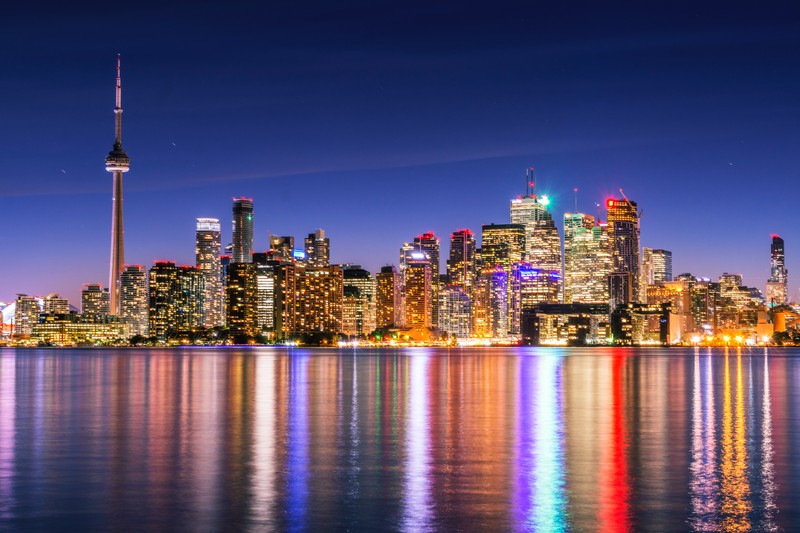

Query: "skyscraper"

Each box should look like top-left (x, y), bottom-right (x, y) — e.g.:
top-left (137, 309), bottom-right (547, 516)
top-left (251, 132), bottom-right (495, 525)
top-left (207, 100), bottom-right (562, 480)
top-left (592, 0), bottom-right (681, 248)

top-left (438, 286), bottom-right (471, 339)
top-left (376, 265), bottom-right (401, 328)
top-left (481, 224), bottom-right (525, 274)
top-left (120, 265), bottom-right (148, 336)
top-left (447, 229), bottom-right (477, 294)
top-left (414, 233), bottom-right (441, 325)
top-left (105, 55), bottom-right (130, 315)
top-left (295, 266), bottom-right (344, 335)
top-left (225, 262), bottom-right (259, 339)
top-left (563, 213), bottom-right (612, 304)
top-left (509, 168), bottom-right (561, 271)
top-left (43, 293), bottom-right (70, 315)
top-left (305, 229), bottom-right (330, 267)
top-left (404, 254), bottom-right (432, 330)
top-left (232, 197), bottom-right (254, 263)
top-left (766, 234), bottom-right (788, 306)
top-left (196, 218), bottom-right (223, 327)
top-left (82, 284), bottom-right (110, 318)
top-left (148, 261), bottom-right (205, 340)
top-left (607, 197), bottom-right (641, 304)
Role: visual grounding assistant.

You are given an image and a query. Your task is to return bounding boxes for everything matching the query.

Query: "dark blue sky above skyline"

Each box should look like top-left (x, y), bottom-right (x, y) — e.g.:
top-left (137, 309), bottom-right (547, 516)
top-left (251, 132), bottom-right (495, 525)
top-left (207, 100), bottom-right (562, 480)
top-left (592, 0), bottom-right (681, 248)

top-left (2, 1), bottom-right (800, 304)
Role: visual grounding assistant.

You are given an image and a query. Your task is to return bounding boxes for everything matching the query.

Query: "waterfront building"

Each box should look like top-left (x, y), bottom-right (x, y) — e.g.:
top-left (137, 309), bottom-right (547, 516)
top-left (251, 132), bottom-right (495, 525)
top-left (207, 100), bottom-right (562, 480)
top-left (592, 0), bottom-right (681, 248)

top-left (232, 197), bottom-right (254, 263)
top-left (766, 234), bottom-right (788, 306)
top-left (304, 229), bottom-right (330, 267)
top-left (252, 256), bottom-right (276, 335)
top-left (196, 218), bottom-right (223, 327)
top-left (376, 266), bottom-right (401, 328)
top-left (343, 267), bottom-right (376, 335)
top-left (438, 286), bottom-right (471, 339)
top-left (470, 274), bottom-right (492, 337)
top-left (148, 261), bottom-right (205, 340)
top-left (105, 56), bottom-right (130, 316)
top-left (510, 263), bottom-right (560, 334)
top-left (225, 262), bottom-right (259, 339)
top-left (32, 314), bottom-right (127, 346)
top-left (414, 233), bottom-right (441, 326)
top-left (481, 224), bottom-right (525, 275)
top-left (447, 229), bottom-right (477, 295)
top-left (43, 293), bottom-right (70, 315)
top-left (607, 197), bottom-right (641, 303)
top-left (404, 254), bottom-right (432, 330)
top-left (13, 294), bottom-right (40, 337)
top-left (273, 263), bottom-right (297, 340)
top-left (81, 284), bottom-right (110, 318)
top-left (295, 266), bottom-right (344, 335)
top-left (120, 265), bottom-right (148, 336)
top-left (563, 214), bottom-right (612, 304)
top-left (488, 266), bottom-right (509, 338)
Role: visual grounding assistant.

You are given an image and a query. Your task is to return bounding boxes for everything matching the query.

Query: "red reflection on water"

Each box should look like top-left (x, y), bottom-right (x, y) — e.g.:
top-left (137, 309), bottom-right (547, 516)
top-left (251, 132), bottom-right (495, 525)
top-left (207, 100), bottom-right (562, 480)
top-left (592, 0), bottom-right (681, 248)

top-left (598, 351), bottom-right (631, 531)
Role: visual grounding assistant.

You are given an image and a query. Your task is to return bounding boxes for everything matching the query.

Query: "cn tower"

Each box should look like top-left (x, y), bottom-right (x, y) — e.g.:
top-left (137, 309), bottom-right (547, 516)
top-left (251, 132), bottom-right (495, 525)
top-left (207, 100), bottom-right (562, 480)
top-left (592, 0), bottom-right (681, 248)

top-left (105, 55), bottom-right (130, 315)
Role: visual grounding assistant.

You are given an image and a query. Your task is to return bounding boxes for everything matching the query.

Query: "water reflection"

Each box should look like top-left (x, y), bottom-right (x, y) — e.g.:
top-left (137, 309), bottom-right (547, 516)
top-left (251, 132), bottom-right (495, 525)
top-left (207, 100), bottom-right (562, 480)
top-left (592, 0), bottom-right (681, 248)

top-left (0, 347), bottom-right (795, 531)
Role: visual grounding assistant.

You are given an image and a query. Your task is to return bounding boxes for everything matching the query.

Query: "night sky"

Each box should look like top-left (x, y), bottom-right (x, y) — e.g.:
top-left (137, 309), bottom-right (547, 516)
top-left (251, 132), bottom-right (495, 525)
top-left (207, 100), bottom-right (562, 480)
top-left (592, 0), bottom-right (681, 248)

top-left (2, 1), bottom-right (800, 305)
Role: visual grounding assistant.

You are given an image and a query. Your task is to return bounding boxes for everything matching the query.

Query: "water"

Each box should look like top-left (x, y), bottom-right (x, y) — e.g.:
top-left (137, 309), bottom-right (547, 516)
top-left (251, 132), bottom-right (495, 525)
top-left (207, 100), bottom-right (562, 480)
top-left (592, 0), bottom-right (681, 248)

top-left (0, 346), bottom-right (795, 531)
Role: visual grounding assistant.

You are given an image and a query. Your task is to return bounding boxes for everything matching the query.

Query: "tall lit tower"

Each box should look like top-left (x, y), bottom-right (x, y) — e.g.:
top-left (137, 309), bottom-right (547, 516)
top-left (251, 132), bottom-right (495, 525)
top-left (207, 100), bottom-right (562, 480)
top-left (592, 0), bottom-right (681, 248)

top-left (232, 197), bottom-right (254, 263)
top-left (766, 234), bottom-right (788, 306)
top-left (196, 218), bottom-right (223, 326)
top-left (105, 55), bottom-right (130, 315)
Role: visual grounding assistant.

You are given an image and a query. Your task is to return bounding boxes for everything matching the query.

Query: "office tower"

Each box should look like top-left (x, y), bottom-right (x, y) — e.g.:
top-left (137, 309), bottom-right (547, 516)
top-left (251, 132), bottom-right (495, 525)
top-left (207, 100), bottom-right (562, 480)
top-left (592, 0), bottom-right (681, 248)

top-left (410, 233), bottom-right (439, 326)
top-left (481, 224), bottom-right (525, 274)
top-left (607, 197), bottom-right (641, 303)
top-left (376, 265), bottom-right (401, 328)
top-left (43, 293), bottom-right (70, 315)
top-left (438, 286), bottom-right (471, 339)
top-left (13, 294), bottom-right (40, 337)
top-left (509, 168), bottom-right (561, 271)
top-left (196, 218), bottom-right (223, 327)
top-left (447, 229), bottom-right (477, 294)
top-left (82, 284), bottom-right (110, 318)
top-left (105, 56), bottom-right (130, 315)
top-left (404, 254), bottom-right (432, 330)
top-left (232, 197), bottom-right (254, 263)
top-left (766, 234), bottom-right (788, 306)
top-left (120, 265), bottom-right (148, 336)
top-left (251, 255), bottom-right (276, 335)
top-left (488, 267), bottom-right (509, 338)
top-left (471, 275), bottom-right (492, 337)
top-left (225, 262), bottom-right (259, 338)
top-left (273, 263), bottom-right (297, 340)
top-left (343, 267), bottom-right (376, 336)
top-left (510, 263), bottom-right (560, 334)
top-left (305, 229), bottom-right (330, 267)
top-left (148, 261), bottom-right (205, 339)
top-left (270, 235), bottom-right (295, 262)
top-left (296, 266), bottom-right (344, 334)
top-left (652, 249), bottom-right (672, 282)
top-left (563, 214), bottom-right (612, 304)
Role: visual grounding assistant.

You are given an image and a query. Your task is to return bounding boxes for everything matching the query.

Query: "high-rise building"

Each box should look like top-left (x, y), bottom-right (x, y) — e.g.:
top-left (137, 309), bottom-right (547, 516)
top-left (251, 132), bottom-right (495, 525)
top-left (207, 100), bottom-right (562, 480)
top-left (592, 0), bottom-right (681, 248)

top-left (43, 293), bottom-right (70, 315)
top-left (252, 255), bottom-right (276, 335)
top-left (13, 294), bottom-right (40, 337)
top-left (196, 218), bottom-right (223, 327)
top-left (148, 261), bottom-right (205, 340)
top-left (563, 214), bottom-right (612, 304)
top-left (120, 265), bottom-right (148, 336)
top-left (471, 274), bottom-right (492, 338)
top-left (438, 286), bottom-right (471, 339)
top-left (343, 267), bottom-right (376, 336)
top-left (607, 197), bottom-right (641, 303)
top-left (652, 249), bottom-right (672, 282)
top-left (447, 229), bottom-right (477, 294)
top-left (225, 262), bottom-right (259, 338)
top-left (510, 263), bottom-right (560, 334)
top-left (82, 284), bottom-right (110, 318)
top-left (232, 197), bottom-right (254, 263)
top-left (105, 56), bottom-right (130, 315)
top-left (404, 254), bottom-right (432, 330)
top-left (270, 235), bottom-right (295, 263)
top-left (766, 234), bottom-right (788, 306)
top-left (305, 229), bottom-right (330, 268)
top-left (273, 263), bottom-right (297, 340)
top-left (376, 265), bottom-right (401, 328)
top-left (488, 266), bottom-right (509, 338)
top-left (509, 169), bottom-right (561, 271)
top-left (296, 266), bottom-right (344, 334)
top-left (413, 233), bottom-right (441, 326)
top-left (481, 224), bottom-right (525, 274)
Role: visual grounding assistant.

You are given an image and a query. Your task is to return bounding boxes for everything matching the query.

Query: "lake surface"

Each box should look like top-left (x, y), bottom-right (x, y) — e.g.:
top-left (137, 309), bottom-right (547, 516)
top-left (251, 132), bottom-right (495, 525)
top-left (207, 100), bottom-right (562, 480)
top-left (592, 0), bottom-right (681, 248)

top-left (0, 346), bottom-right (795, 531)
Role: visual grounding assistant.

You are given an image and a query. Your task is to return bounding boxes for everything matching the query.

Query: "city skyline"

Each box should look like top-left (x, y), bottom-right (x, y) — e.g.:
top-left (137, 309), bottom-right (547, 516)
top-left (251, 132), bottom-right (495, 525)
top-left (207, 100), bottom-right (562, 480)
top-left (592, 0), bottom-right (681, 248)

top-left (3, 2), bottom-right (800, 304)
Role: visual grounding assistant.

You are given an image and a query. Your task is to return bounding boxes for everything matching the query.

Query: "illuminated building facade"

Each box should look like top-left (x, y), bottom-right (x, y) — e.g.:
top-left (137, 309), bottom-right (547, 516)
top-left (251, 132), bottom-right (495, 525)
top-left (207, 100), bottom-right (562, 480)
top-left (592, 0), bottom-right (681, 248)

top-left (81, 284), bottom-right (110, 318)
top-left (447, 229), bottom-right (477, 295)
top-left (510, 263), bottom-right (560, 334)
top-left (510, 170), bottom-right (561, 271)
top-left (13, 294), bottom-right (40, 337)
top-left (148, 261), bottom-right (205, 340)
top-left (414, 232), bottom-right (441, 325)
top-left (607, 198), bottom-right (641, 303)
top-left (404, 255), bottom-right (432, 330)
top-left (343, 267), bottom-right (376, 335)
top-left (563, 213), bottom-right (612, 304)
top-left (296, 266), bottom-right (343, 334)
top-left (766, 234), bottom-right (788, 306)
top-left (305, 229), bottom-right (330, 267)
top-left (376, 265), bottom-right (401, 328)
top-left (251, 258), bottom-right (275, 334)
top-left (269, 235), bottom-right (295, 262)
top-left (471, 274), bottom-right (491, 337)
top-left (32, 314), bottom-right (127, 346)
top-left (488, 266), bottom-right (509, 338)
top-left (225, 262), bottom-right (259, 338)
top-left (273, 263), bottom-right (297, 340)
top-left (232, 197), bottom-right (254, 263)
top-left (481, 224), bottom-right (525, 274)
top-left (120, 265), bottom-right (148, 336)
top-left (438, 286), bottom-right (471, 339)
top-left (196, 218), bottom-right (223, 327)
top-left (43, 293), bottom-right (70, 315)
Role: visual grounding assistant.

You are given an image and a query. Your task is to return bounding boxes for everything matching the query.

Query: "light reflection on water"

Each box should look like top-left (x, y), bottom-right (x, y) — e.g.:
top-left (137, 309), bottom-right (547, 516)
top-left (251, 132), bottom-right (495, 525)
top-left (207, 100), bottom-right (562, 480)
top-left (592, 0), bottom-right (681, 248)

top-left (0, 347), bottom-right (796, 531)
